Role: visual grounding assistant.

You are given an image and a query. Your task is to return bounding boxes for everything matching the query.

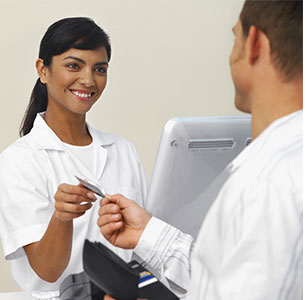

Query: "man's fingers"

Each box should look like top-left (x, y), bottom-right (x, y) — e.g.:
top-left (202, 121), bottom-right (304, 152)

top-left (98, 203), bottom-right (120, 216)
top-left (100, 197), bottom-right (112, 206)
top-left (97, 213), bottom-right (122, 227)
top-left (99, 220), bottom-right (123, 237)
top-left (100, 194), bottom-right (134, 208)
top-left (104, 295), bottom-right (116, 300)
top-left (100, 194), bottom-right (136, 212)
top-left (106, 194), bottom-right (128, 205)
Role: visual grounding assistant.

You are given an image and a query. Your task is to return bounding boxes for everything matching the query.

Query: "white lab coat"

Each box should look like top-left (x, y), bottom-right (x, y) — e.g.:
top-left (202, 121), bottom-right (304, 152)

top-left (0, 113), bottom-right (148, 292)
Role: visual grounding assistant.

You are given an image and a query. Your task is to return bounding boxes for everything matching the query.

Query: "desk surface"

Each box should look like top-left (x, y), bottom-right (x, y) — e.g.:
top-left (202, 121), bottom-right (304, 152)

top-left (0, 291), bottom-right (62, 300)
top-left (0, 292), bottom-right (31, 299)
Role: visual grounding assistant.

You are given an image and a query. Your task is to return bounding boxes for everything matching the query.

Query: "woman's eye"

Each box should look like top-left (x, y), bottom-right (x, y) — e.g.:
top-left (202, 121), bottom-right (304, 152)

top-left (95, 67), bottom-right (106, 74)
top-left (67, 63), bottom-right (79, 70)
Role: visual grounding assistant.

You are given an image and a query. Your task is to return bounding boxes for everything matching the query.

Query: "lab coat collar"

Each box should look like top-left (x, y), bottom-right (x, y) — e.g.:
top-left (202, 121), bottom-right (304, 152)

top-left (227, 109), bottom-right (303, 173)
top-left (30, 113), bottom-right (114, 151)
top-left (86, 123), bottom-right (114, 148)
top-left (28, 113), bottom-right (113, 190)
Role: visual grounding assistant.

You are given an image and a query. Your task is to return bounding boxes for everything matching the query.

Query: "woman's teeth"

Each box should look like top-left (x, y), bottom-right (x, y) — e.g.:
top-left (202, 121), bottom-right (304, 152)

top-left (71, 90), bottom-right (92, 98)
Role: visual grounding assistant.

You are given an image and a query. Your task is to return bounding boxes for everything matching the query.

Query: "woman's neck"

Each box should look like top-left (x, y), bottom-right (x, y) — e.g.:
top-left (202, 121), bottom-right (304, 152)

top-left (44, 107), bottom-right (92, 146)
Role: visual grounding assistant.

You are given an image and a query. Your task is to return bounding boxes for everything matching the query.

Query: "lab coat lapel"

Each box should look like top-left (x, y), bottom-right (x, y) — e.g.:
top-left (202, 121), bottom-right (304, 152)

top-left (87, 124), bottom-right (113, 183)
top-left (94, 146), bottom-right (108, 182)
top-left (30, 113), bottom-right (112, 192)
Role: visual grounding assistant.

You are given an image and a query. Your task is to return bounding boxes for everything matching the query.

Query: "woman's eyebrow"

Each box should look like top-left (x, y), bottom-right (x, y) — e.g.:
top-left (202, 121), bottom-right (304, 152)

top-left (64, 56), bottom-right (85, 63)
top-left (63, 56), bottom-right (108, 66)
top-left (95, 62), bottom-right (109, 67)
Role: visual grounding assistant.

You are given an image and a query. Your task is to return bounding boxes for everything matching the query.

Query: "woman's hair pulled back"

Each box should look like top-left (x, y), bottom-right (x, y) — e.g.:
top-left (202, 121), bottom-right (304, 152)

top-left (20, 17), bottom-right (111, 136)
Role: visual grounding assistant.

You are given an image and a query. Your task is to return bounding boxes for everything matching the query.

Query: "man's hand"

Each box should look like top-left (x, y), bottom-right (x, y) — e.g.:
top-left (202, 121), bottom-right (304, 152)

top-left (97, 194), bottom-right (151, 249)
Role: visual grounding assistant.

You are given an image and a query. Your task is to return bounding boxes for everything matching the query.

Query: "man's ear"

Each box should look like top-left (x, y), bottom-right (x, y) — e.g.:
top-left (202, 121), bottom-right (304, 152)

top-left (247, 25), bottom-right (261, 65)
top-left (36, 58), bottom-right (48, 84)
top-left (248, 25), bottom-right (271, 66)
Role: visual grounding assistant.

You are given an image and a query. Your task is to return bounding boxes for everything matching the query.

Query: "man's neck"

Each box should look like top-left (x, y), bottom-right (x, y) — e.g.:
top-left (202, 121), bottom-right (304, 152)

top-left (250, 76), bottom-right (302, 140)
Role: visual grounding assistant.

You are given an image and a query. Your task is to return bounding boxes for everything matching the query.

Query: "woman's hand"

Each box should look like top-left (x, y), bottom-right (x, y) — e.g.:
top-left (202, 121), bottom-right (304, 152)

top-left (97, 194), bottom-right (151, 249)
top-left (23, 183), bottom-right (97, 282)
top-left (54, 183), bottom-right (97, 222)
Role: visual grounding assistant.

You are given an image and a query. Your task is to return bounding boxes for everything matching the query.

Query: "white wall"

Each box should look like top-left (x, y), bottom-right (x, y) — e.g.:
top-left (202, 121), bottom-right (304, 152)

top-left (0, 0), bottom-right (245, 292)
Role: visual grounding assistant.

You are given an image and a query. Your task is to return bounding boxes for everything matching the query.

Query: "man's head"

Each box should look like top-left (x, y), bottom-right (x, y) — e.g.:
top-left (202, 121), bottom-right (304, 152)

top-left (230, 0), bottom-right (302, 113)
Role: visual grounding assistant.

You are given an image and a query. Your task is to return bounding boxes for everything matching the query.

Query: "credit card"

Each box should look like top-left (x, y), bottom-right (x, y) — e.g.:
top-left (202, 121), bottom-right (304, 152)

top-left (138, 271), bottom-right (158, 288)
top-left (75, 175), bottom-right (105, 198)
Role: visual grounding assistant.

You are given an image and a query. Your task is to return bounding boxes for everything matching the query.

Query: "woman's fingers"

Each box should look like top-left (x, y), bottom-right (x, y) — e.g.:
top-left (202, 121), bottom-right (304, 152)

top-left (55, 210), bottom-right (86, 220)
top-left (58, 183), bottom-right (97, 202)
top-left (54, 183), bottom-right (97, 222)
top-left (55, 201), bottom-right (93, 213)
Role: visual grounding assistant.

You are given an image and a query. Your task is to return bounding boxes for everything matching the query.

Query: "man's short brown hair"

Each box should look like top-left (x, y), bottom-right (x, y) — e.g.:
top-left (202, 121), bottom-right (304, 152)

top-left (240, 0), bottom-right (302, 81)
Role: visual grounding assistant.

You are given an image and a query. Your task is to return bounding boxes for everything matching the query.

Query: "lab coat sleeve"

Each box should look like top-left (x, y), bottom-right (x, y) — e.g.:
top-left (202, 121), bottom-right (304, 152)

top-left (0, 146), bottom-right (53, 260)
top-left (134, 217), bottom-right (195, 297)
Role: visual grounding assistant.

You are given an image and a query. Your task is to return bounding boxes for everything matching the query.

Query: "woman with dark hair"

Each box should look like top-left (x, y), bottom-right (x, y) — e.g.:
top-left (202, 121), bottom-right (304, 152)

top-left (0, 17), bottom-right (147, 292)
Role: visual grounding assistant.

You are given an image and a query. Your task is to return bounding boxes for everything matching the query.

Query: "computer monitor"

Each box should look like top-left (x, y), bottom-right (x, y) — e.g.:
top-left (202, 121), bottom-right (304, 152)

top-left (145, 116), bottom-right (251, 238)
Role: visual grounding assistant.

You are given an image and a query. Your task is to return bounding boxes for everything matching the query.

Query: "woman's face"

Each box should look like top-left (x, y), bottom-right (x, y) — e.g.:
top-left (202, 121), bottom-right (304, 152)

top-left (37, 47), bottom-right (109, 116)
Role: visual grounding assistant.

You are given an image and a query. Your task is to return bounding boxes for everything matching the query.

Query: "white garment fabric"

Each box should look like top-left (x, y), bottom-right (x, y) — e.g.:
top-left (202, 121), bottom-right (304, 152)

top-left (0, 113), bottom-right (148, 292)
top-left (63, 141), bottom-right (96, 173)
top-left (135, 110), bottom-right (302, 300)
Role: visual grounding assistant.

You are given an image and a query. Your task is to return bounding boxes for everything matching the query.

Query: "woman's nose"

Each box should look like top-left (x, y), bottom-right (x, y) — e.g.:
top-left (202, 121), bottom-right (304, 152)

top-left (79, 69), bottom-right (95, 87)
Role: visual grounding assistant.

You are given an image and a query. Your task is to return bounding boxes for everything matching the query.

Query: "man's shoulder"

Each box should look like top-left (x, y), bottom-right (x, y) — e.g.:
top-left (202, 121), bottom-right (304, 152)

top-left (233, 113), bottom-right (302, 189)
top-left (252, 132), bottom-right (301, 189)
top-left (218, 131), bottom-right (302, 213)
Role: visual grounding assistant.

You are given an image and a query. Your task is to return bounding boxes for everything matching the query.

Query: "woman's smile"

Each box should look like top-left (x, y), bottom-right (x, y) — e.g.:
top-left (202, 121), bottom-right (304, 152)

top-left (70, 89), bottom-right (96, 101)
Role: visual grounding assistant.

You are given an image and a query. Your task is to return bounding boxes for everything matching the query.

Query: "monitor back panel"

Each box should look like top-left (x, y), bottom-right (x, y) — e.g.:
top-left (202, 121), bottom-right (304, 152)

top-left (145, 116), bottom-right (251, 237)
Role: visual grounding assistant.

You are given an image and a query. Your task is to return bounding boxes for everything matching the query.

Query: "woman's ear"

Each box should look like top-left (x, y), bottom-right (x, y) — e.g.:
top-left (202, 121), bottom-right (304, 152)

top-left (36, 58), bottom-right (48, 84)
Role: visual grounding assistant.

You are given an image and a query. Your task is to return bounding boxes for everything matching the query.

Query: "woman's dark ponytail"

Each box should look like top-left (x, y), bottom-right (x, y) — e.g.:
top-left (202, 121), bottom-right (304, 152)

top-left (19, 79), bottom-right (48, 136)
top-left (19, 17), bottom-right (111, 137)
